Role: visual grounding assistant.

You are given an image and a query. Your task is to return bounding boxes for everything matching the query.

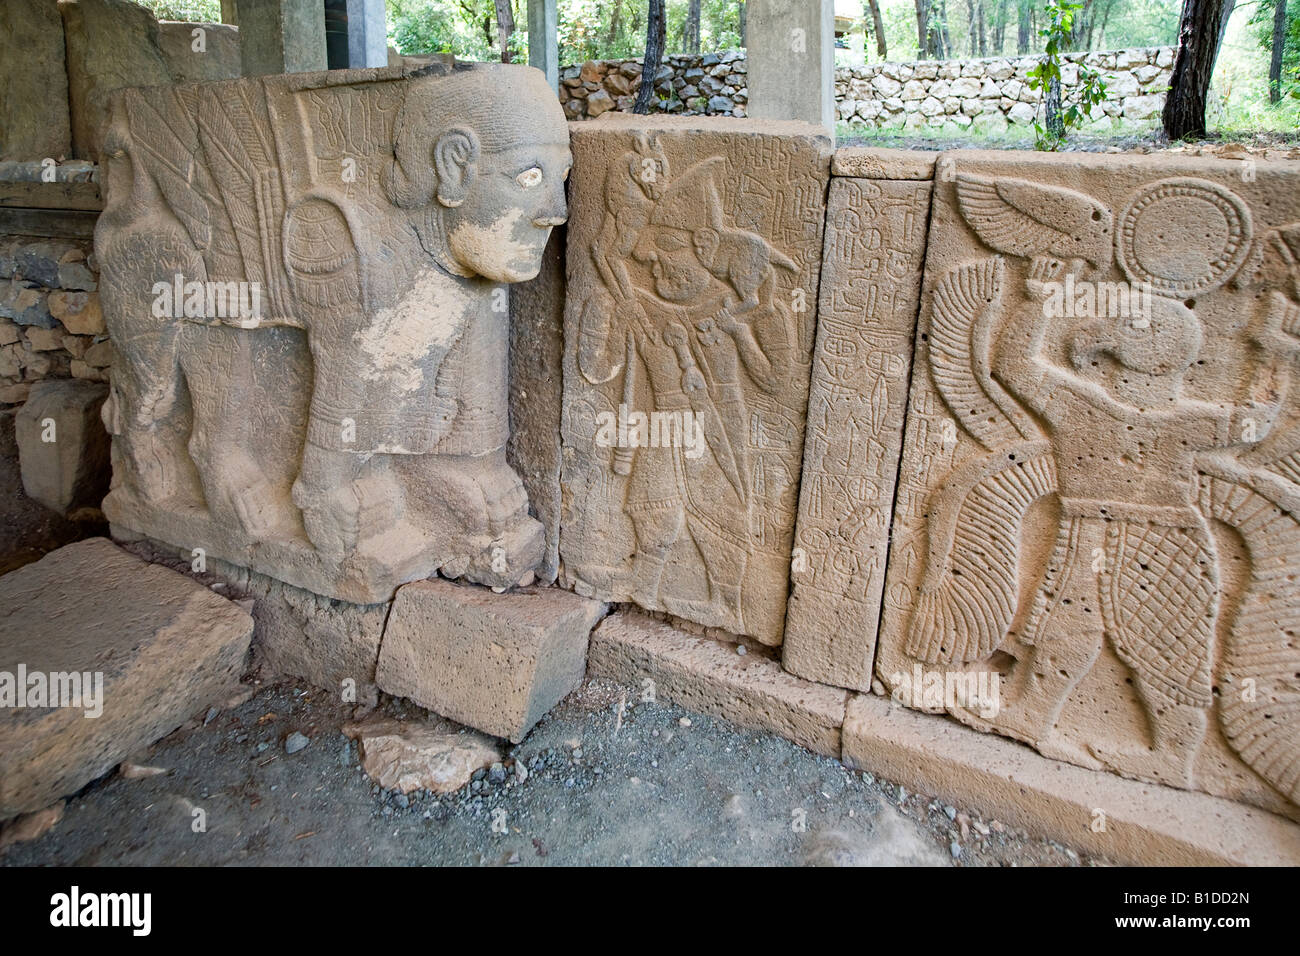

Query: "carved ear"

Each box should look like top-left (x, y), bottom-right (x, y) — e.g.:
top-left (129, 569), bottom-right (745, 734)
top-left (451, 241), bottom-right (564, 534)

top-left (434, 128), bottom-right (480, 209)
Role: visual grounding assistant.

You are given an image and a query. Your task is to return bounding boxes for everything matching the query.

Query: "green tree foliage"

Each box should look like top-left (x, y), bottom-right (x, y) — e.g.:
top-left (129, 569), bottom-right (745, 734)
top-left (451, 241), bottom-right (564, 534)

top-left (1027, 0), bottom-right (1108, 148)
top-left (129, 0), bottom-right (222, 20)
top-left (1250, 0), bottom-right (1300, 97)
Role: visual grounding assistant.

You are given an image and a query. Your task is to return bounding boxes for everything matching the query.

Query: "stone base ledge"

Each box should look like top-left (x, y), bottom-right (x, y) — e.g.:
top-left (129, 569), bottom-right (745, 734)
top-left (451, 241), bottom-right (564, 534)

top-left (842, 694), bottom-right (1300, 867)
top-left (587, 611), bottom-right (848, 758)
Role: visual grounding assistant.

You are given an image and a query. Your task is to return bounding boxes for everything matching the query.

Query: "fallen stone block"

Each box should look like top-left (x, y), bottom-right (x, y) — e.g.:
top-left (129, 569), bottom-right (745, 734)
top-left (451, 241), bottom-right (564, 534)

top-left (587, 611), bottom-right (848, 757)
top-left (15, 378), bottom-right (110, 517)
top-left (841, 693), bottom-right (1300, 866)
top-left (377, 579), bottom-right (606, 743)
top-left (343, 717), bottom-right (500, 794)
top-left (0, 538), bottom-right (253, 818)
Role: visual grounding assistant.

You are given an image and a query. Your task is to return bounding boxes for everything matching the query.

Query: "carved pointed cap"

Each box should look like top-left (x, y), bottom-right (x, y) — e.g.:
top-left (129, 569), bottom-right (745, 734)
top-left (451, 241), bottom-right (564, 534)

top-left (649, 157), bottom-right (726, 232)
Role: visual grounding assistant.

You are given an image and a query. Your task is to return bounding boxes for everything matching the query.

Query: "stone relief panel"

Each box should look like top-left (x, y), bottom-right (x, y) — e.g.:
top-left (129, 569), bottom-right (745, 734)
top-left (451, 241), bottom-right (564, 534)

top-left (96, 62), bottom-right (572, 604)
top-left (783, 177), bottom-right (931, 691)
top-left (877, 151), bottom-right (1300, 814)
top-left (559, 117), bottom-right (831, 644)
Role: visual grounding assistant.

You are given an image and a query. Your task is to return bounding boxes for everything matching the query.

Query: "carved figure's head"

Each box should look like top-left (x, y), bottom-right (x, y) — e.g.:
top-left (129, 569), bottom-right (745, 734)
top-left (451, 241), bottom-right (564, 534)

top-left (633, 157), bottom-right (726, 302)
top-left (384, 65), bottom-right (571, 282)
top-left (1069, 296), bottom-right (1203, 400)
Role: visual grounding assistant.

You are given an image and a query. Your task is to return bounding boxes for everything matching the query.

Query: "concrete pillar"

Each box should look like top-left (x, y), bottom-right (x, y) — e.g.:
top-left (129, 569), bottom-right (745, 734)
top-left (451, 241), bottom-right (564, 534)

top-left (528, 0), bottom-right (559, 90)
top-left (346, 0), bottom-right (388, 68)
top-left (237, 0), bottom-right (327, 76)
top-left (745, 0), bottom-right (835, 134)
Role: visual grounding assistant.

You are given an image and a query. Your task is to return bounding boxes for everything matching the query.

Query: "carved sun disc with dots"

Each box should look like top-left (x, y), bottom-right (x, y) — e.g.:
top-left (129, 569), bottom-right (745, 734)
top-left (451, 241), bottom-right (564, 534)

top-left (1116, 178), bottom-right (1253, 297)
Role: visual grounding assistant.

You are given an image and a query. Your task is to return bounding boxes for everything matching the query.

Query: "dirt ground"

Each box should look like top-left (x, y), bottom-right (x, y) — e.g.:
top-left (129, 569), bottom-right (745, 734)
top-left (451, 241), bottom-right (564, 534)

top-left (1, 676), bottom-right (1102, 867)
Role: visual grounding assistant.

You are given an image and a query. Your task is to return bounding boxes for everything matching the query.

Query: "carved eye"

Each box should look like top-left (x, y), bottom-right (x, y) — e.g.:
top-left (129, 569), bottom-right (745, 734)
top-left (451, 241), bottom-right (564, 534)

top-left (516, 166), bottom-right (543, 188)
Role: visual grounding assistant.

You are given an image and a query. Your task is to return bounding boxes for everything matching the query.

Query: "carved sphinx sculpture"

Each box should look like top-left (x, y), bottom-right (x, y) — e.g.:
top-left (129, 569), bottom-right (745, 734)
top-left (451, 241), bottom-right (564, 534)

top-left (878, 156), bottom-right (1300, 812)
top-left (95, 62), bottom-right (571, 603)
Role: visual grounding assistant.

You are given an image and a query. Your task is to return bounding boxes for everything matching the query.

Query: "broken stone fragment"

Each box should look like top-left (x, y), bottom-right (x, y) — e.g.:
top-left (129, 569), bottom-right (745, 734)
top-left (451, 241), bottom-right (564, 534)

top-left (343, 717), bottom-right (500, 795)
top-left (15, 378), bottom-right (110, 518)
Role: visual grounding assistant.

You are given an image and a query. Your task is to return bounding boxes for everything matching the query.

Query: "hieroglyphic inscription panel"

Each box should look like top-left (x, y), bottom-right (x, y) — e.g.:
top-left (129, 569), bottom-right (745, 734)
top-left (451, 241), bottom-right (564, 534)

top-left (782, 177), bottom-right (931, 690)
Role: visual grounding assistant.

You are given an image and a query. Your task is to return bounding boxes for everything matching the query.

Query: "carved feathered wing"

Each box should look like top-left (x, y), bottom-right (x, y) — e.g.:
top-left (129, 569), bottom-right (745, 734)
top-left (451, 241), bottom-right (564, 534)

top-left (955, 173), bottom-right (1113, 269)
top-left (929, 257), bottom-right (1041, 450)
top-left (1198, 461), bottom-right (1300, 804)
top-left (905, 441), bottom-right (1056, 663)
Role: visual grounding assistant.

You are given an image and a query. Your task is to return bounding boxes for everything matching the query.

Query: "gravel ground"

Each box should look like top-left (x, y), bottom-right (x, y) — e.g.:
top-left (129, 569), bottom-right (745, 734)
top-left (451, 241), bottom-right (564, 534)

top-left (1, 678), bottom-right (1102, 867)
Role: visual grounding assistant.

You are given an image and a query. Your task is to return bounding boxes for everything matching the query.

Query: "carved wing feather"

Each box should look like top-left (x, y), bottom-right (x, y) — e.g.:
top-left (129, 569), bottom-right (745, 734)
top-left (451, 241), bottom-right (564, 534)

top-left (955, 173), bottom-right (1113, 268)
top-left (930, 257), bottom-right (1039, 450)
top-left (122, 89), bottom-right (212, 252)
top-left (1199, 463), bottom-right (1300, 804)
top-left (905, 442), bottom-right (1056, 663)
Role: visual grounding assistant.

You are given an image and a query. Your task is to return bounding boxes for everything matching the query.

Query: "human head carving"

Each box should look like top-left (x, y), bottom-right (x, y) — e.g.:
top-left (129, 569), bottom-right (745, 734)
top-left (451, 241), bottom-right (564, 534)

top-left (383, 65), bottom-right (571, 282)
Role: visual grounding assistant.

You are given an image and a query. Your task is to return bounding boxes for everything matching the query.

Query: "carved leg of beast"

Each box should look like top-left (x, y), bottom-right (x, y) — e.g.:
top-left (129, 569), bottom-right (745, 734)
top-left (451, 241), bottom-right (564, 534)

top-left (178, 325), bottom-right (286, 538)
top-left (96, 227), bottom-right (196, 505)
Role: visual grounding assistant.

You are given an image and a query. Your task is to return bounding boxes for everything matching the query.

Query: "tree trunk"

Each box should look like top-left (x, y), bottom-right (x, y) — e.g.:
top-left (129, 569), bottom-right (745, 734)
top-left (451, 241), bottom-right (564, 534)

top-left (915, 0), bottom-right (931, 55)
top-left (977, 0), bottom-right (987, 54)
top-left (687, 0), bottom-right (701, 53)
top-left (609, 0), bottom-right (623, 46)
top-left (739, 1), bottom-right (747, 47)
top-left (992, 0), bottom-right (1009, 53)
top-left (493, 0), bottom-right (515, 62)
top-left (1163, 0), bottom-right (1233, 139)
top-left (1017, 0), bottom-right (1031, 53)
top-left (1272, 0), bottom-right (1289, 103)
top-left (635, 0), bottom-right (667, 114)
top-left (868, 0), bottom-right (888, 57)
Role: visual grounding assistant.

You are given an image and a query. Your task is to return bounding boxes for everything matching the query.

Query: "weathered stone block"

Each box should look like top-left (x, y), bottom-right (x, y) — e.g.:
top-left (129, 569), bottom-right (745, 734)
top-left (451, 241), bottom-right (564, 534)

top-left (0, 538), bottom-right (252, 818)
top-left (15, 378), bottom-right (110, 517)
top-left (831, 147), bottom-right (936, 180)
top-left (156, 21), bottom-right (241, 83)
top-left (782, 176), bottom-right (931, 692)
top-left (842, 694), bottom-right (1300, 866)
top-left (0, 0), bottom-right (73, 162)
top-left (60, 0), bottom-right (172, 161)
top-left (96, 62), bottom-right (571, 604)
top-left (559, 117), bottom-right (831, 645)
top-left (508, 226), bottom-right (567, 583)
top-left (588, 610), bottom-right (848, 757)
top-left (877, 150), bottom-right (1300, 814)
top-left (376, 579), bottom-right (607, 742)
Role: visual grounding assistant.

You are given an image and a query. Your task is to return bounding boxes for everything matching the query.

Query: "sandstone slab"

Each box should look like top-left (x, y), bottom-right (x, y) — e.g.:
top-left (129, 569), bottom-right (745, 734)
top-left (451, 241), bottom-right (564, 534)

top-left (0, 0), bottom-right (72, 162)
top-left (877, 150), bottom-right (1300, 816)
top-left (343, 717), bottom-right (499, 794)
top-left (508, 225), bottom-right (568, 583)
top-left (60, 0), bottom-right (172, 162)
top-left (587, 610), bottom-right (848, 757)
top-left (559, 117), bottom-right (831, 644)
top-left (782, 177), bottom-right (931, 692)
top-left (831, 147), bottom-right (937, 180)
top-left (0, 538), bottom-right (252, 818)
top-left (15, 378), bottom-right (110, 518)
top-left (843, 693), bottom-right (1300, 866)
top-left (377, 579), bottom-right (607, 742)
top-left (97, 62), bottom-right (570, 603)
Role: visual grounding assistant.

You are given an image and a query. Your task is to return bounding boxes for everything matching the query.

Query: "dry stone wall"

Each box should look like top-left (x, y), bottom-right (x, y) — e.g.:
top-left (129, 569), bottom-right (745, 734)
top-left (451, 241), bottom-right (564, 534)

top-left (559, 47), bottom-right (1174, 129)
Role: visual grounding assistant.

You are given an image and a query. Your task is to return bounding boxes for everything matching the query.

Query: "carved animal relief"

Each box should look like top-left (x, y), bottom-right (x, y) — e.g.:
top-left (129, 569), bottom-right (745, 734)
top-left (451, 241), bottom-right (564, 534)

top-left (877, 154), bottom-right (1300, 814)
top-left (559, 119), bottom-right (831, 644)
top-left (96, 62), bottom-right (571, 603)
